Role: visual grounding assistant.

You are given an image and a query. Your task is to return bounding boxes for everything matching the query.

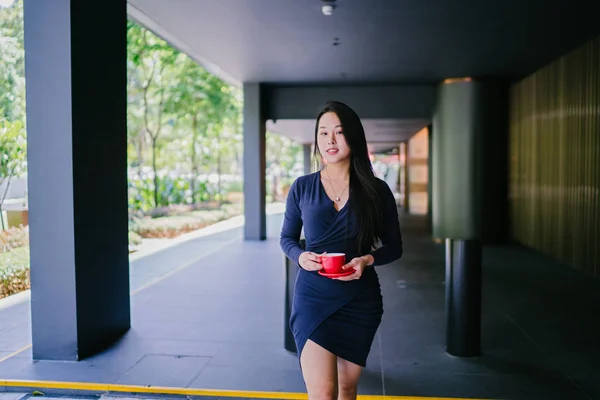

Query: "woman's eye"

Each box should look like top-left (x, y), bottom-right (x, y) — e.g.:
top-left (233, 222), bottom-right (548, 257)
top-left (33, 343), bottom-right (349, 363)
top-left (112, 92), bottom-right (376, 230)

top-left (337, 131), bottom-right (343, 135)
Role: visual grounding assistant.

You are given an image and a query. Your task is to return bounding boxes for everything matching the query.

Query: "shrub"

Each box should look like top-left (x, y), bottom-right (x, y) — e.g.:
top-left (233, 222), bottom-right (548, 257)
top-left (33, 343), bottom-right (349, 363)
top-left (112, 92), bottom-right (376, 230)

top-left (128, 231), bottom-right (143, 246)
top-left (132, 205), bottom-right (242, 239)
top-left (0, 247), bottom-right (30, 299)
top-left (223, 179), bottom-right (243, 193)
top-left (0, 225), bottom-right (29, 252)
top-left (133, 215), bottom-right (217, 239)
top-left (128, 175), bottom-right (228, 212)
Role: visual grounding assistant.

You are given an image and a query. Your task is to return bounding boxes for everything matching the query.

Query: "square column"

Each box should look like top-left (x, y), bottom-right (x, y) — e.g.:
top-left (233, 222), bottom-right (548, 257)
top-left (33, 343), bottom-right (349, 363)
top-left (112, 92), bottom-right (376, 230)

top-left (243, 83), bottom-right (267, 240)
top-left (303, 144), bottom-right (312, 175)
top-left (24, 0), bottom-right (130, 360)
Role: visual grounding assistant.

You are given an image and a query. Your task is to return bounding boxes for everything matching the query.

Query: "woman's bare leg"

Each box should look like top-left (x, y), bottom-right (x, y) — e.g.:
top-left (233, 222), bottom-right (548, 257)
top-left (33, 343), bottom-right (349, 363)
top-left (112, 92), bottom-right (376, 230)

top-left (336, 357), bottom-right (363, 400)
top-left (300, 339), bottom-right (338, 400)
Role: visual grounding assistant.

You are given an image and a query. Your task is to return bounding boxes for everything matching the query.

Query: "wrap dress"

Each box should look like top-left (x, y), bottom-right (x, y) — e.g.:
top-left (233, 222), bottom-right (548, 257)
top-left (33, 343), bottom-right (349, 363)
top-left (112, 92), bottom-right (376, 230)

top-left (280, 171), bottom-right (403, 367)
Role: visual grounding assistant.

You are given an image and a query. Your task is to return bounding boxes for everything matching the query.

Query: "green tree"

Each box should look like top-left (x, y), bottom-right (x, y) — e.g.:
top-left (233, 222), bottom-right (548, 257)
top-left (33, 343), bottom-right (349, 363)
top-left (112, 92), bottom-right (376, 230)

top-left (165, 56), bottom-right (242, 204)
top-left (0, 0), bottom-right (25, 123)
top-left (126, 20), bottom-right (243, 211)
top-left (266, 132), bottom-right (303, 201)
top-left (127, 21), bottom-right (181, 207)
top-left (0, 118), bottom-right (26, 229)
top-left (0, 0), bottom-right (27, 229)
top-left (266, 132), bottom-right (303, 173)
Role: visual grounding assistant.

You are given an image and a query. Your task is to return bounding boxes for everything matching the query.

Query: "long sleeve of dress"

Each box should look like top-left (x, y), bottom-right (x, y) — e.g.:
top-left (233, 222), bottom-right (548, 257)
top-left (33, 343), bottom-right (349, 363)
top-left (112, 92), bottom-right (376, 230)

top-left (369, 181), bottom-right (403, 266)
top-left (280, 179), bottom-right (305, 265)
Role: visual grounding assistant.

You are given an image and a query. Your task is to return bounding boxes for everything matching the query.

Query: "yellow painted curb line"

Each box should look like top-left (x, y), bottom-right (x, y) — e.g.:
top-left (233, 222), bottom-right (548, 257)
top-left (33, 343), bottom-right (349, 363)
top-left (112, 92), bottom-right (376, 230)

top-left (0, 379), bottom-right (487, 400)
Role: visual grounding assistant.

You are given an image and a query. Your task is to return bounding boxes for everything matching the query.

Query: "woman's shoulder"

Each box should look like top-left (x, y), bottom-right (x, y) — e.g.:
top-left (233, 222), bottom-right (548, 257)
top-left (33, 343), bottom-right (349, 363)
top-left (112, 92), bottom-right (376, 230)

top-left (292, 171), bottom-right (319, 188)
top-left (289, 171), bottom-right (320, 196)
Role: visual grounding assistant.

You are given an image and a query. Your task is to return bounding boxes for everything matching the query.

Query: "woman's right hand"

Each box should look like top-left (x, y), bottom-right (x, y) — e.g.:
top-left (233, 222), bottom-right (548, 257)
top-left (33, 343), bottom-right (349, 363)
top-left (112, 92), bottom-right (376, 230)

top-left (298, 251), bottom-right (324, 271)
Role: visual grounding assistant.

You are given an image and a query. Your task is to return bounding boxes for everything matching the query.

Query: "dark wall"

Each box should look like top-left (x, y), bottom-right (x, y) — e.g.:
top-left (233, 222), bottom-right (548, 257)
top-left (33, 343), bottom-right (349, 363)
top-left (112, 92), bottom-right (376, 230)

top-left (480, 84), bottom-right (510, 244)
top-left (263, 85), bottom-right (437, 120)
top-left (509, 35), bottom-right (600, 278)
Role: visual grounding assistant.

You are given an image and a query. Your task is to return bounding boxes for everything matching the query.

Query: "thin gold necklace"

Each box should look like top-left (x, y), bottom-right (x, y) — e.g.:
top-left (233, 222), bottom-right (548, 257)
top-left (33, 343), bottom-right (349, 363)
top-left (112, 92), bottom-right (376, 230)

top-left (325, 167), bottom-right (349, 202)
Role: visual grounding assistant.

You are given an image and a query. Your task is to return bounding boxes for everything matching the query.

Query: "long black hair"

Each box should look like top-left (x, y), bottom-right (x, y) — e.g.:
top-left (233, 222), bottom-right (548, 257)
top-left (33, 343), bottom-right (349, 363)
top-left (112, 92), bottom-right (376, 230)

top-left (313, 101), bottom-right (384, 254)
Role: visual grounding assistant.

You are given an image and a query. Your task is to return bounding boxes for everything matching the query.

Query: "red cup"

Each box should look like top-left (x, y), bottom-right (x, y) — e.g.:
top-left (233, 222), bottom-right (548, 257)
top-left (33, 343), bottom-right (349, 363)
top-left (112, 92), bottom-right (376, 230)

top-left (320, 253), bottom-right (346, 274)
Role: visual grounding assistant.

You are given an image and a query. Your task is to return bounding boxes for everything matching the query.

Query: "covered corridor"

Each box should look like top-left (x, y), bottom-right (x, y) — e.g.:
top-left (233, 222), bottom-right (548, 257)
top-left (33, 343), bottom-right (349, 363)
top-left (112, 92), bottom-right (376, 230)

top-left (3, 0), bottom-right (600, 399)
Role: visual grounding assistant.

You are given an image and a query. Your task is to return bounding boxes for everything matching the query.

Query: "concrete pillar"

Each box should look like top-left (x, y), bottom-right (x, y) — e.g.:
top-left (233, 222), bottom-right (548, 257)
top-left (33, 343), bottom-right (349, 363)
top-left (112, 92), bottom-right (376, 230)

top-left (23, 0), bottom-right (130, 360)
top-left (432, 79), bottom-right (508, 244)
top-left (303, 144), bottom-right (312, 175)
top-left (243, 83), bottom-right (267, 240)
top-left (432, 78), bottom-right (509, 357)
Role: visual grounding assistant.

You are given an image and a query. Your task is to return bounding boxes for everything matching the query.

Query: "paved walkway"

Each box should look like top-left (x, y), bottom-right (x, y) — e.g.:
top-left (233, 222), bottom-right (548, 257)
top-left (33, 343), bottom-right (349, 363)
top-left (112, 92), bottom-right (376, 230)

top-left (0, 204), bottom-right (285, 359)
top-left (1, 211), bottom-right (599, 399)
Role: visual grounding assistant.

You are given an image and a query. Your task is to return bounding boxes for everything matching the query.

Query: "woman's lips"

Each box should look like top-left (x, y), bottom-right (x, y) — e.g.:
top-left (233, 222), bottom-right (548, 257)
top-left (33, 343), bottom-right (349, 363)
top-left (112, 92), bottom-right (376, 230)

top-left (327, 148), bottom-right (339, 155)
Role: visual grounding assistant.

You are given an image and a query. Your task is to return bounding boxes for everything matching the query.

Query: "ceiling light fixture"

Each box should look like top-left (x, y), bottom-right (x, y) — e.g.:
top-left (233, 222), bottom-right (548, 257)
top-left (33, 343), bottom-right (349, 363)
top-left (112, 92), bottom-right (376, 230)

top-left (321, 0), bottom-right (336, 16)
top-left (443, 77), bottom-right (473, 84)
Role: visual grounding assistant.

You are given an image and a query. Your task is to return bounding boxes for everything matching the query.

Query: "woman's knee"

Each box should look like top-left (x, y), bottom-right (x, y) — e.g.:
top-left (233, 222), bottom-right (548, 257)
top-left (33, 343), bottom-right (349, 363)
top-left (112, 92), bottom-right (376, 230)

top-left (307, 382), bottom-right (338, 400)
top-left (337, 380), bottom-right (357, 399)
top-left (337, 357), bottom-right (362, 400)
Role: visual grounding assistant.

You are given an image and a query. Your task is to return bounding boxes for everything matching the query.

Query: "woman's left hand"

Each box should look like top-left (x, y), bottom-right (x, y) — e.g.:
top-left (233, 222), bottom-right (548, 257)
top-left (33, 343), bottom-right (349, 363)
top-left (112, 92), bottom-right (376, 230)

top-left (335, 255), bottom-right (374, 281)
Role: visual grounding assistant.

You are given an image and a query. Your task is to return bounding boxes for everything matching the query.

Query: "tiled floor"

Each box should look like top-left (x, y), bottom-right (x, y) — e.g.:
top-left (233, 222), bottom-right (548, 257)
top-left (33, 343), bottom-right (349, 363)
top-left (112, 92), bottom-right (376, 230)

top-left (1, 212), bottom-right (599, 400)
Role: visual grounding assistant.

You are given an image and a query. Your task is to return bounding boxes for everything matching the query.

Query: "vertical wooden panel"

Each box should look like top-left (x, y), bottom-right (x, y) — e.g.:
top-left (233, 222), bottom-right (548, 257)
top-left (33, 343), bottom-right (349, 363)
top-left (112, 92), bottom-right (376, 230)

top-left (509, 35), bottom-right (600, 278)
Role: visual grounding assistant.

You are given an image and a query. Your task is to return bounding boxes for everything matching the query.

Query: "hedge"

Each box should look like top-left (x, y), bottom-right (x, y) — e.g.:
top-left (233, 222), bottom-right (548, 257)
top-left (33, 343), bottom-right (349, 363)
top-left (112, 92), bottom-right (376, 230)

top-left (0, 247), bottom-right (30, 299)
top-left (131, 204), bottom-right (241, 239)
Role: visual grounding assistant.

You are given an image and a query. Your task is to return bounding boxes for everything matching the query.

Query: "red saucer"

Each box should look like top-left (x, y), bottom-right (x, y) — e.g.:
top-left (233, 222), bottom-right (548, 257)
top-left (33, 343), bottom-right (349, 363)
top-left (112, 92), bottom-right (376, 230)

top-left (318, 268), bottom-right (356, 278)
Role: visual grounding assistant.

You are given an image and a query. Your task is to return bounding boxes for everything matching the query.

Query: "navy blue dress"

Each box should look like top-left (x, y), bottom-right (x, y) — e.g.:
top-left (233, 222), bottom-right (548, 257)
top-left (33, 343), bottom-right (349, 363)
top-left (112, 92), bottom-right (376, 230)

top-left (280, 171), bottom-right (403, 367)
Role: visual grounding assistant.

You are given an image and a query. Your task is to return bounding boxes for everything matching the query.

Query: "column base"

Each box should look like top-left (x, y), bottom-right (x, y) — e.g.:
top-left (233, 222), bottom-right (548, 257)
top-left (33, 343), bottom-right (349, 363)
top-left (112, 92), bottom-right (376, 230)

top-left (445, 238), bottom-right (482, 357)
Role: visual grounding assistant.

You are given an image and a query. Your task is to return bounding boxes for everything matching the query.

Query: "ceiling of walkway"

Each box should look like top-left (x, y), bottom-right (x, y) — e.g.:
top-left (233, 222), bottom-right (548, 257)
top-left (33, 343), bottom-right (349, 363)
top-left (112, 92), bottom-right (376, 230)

top-left (267, 119), bottom-right (429, 149)
top-left (128, 0), bottom-right (600, 86)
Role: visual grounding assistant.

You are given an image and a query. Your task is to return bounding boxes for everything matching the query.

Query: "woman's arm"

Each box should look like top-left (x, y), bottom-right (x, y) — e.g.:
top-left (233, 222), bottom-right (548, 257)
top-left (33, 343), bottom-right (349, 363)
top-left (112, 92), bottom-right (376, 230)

top-left (368, 180), bottom-right (403, 266)
top-left (279, 179), bottom-right (305, 265)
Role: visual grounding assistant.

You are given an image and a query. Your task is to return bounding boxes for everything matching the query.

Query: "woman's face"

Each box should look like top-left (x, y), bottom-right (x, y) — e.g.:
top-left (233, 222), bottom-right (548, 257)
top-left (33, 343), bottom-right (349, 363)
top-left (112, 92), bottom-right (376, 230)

top-left (317, 112), bottom-right (351, 165)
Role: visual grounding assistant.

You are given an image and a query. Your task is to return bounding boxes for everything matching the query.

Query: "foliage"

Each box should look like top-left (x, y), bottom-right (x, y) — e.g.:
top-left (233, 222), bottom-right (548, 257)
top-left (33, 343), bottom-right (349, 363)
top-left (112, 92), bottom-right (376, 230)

top-left (0, 118), bottom-right (27, 229)
top-left (128, 231), bottom-right (143, 247)
top-left (0, 0), bottom-right (25, 122)
top-left (0, 225), bottom-right (28, 252)
top-left (266, 132), bottom-right (303, 175)
top-left (0, 1), bottom-right (28, 230)
top-left (0, 246), bottom-right (29, 299)
top-left (0, 118), bottom-right (27, 179)
top-left (126, 21), bottom-right (244, 211)
top-left (127, 21), bottom-right (182, 207)
top-left (130, 204), bottom-right (241, 239)
top-left (127, 174), bottom-right (237, 213)
top-left (265, 132), bottom-right (303, 201)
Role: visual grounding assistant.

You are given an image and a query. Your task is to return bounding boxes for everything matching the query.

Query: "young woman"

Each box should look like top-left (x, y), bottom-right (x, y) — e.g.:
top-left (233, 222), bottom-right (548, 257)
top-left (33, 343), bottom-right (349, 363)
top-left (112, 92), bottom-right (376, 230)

top-left (280, 101), bottom-right (403, 400)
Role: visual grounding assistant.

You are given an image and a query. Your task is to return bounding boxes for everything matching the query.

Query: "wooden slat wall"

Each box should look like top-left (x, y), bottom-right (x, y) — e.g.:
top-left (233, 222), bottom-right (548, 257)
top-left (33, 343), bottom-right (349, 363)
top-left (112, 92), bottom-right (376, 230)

top-left (509, 35), bottom-right (599, 278)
